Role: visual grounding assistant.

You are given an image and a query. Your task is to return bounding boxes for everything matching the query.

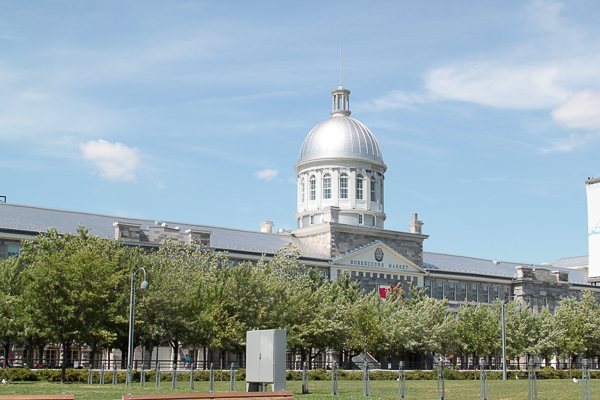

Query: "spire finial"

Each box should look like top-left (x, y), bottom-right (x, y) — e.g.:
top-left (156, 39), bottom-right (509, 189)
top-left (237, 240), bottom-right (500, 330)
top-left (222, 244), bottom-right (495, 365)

top-left (340, 37), bottom-right (342, 87)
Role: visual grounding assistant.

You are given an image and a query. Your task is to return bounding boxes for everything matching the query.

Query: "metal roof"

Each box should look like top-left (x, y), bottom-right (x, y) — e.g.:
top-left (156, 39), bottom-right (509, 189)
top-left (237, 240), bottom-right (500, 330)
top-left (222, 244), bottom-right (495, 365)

top-left (0, 203), bottom-right (589, 283)
top-left (296, 115), bottom-right (385, 168)
top-left (423, 252), bottom-right (588, 284)
top-left (0, 203), bottom-right (328, 259)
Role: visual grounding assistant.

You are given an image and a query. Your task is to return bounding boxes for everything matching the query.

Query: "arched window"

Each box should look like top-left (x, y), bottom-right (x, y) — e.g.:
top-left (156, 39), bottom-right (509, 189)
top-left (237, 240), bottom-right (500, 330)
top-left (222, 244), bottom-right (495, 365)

top-left (340, 173), bottom-right (348, 199)
top-left (323, 174), bottom-right (331, 199)
top-left (356, 174), bottom-right (364, 200)
top-left (309, 176), bottom-right (316, 201)
top-left (370, 177), bottom-right (376, 201)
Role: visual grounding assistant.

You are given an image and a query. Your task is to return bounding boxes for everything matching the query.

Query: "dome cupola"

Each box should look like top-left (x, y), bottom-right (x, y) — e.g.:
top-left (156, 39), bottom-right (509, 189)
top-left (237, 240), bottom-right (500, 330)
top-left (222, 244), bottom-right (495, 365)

top-left (294, 85), bottom-right (386, 230)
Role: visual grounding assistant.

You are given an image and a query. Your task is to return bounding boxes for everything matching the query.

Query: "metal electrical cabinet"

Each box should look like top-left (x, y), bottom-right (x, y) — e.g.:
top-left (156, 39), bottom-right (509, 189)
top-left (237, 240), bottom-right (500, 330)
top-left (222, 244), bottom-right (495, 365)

top-left (246, 329), bottom-right (287, 392)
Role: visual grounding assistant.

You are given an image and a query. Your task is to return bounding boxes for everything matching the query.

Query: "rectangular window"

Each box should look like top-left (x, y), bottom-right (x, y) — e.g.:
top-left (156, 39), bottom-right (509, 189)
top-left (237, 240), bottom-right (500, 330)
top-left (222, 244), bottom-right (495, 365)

top-left (541, 297), bottom-right (548, 307)
top-left (504, 287), bottom-right (510, 300)
top-left (310, 215), bottom-right (314, 225)
top-left (448, 283), bottom-right (456, 301)
top-left (437, 282), bottom-right (444, 300)
top-left (356, 177), bottom-right (363, 199)
top-left (483, 286), bottom-right (489, 303)
top-left (370, 178), bottom-right (376, 201)
top-left (460, 284), bottom-right (467, 301)
top-left (358, 214), bottom-right (363, 224)
top-left (7, 245), bottom-right (19, 258)
top-left (310, 177), bottom-right (316, 201)
top-left (301, 181), bottom-right (305, 202)
top-left (472, 284), bottom-right (478, 302)
top-left (340, 175), bottom-right (348, 199)
top-left (493, 286), bottom-right (499, 301)
top-left (323, 175), bottom-right (331, 199)
top-left (425, 281), bottom-right (431, 297)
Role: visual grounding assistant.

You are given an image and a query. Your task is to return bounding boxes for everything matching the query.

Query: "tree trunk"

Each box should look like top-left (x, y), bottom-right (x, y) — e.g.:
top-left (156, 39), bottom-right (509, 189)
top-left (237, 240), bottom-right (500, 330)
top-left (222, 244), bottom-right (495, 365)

top-left (61, 340), bottom-right (71, 384)
top-left (3, 341), bottom-right (10, 369)
top-left (89, 343), bottom-right (97, 369)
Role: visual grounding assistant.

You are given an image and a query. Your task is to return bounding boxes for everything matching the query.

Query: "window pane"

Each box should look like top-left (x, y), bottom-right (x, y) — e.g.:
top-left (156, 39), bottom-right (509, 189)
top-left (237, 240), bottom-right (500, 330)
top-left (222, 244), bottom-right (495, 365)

top-left (7, 245), bottom-right (19, 258)
top-left (340, 174), bottom-right (348, 199)
top-left (356, 175), bottom-right (363, 199)
top-left (323, 174), bottom-right (331, 199)
top-left (483, 286), bottom-right (489, 303)
top-left (425, 281), bottom-right (431, 297)
top-left (449, 283), bottom-right (456, 301)
top-left (310, 177), bottom-right (316, 201)
top-left (437, 282), bottom-right (444, 300)
top-left (370, 177), bottom-right (376, 201)
top-left (460, 284), bottom-right (467, 301)
top-left (472, 284), bottom-right (478, 302)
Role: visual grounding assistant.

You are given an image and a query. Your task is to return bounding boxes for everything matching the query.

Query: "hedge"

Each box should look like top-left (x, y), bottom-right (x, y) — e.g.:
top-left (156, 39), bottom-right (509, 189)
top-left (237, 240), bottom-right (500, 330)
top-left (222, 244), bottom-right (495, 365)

top-left (0, 367), bottom-right (597, 382)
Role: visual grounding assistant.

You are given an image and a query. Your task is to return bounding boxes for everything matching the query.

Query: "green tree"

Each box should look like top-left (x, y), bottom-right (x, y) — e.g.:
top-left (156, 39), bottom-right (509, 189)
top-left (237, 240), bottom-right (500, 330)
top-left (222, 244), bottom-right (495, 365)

top-left (19, 226), bottom-right (132, 383)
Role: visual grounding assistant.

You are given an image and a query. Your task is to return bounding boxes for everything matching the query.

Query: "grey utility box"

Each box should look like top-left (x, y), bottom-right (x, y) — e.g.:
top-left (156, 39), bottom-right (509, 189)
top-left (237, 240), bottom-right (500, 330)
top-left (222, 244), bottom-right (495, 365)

top-left (246, 329), bottom-right (287, 392)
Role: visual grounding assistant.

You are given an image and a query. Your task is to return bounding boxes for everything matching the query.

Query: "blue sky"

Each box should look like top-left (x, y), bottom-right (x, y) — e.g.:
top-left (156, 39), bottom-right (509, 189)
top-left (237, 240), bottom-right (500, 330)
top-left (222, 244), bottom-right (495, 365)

top-left (2, 0), bottom-right (599, 264)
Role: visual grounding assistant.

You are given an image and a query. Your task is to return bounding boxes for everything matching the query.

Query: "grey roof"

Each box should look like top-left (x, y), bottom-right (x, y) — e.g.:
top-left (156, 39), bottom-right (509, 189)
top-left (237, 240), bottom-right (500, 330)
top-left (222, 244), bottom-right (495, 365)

top-left (423, 252), bottom-right (588, 284)
top-left (296, 115), bottom-right (385, 168)
top-left (551, 255), bottom-right (589, 268)
top-left (1, 203), bottom-right (590, 283)
top-left (0, 203), bottom-right (328, 259)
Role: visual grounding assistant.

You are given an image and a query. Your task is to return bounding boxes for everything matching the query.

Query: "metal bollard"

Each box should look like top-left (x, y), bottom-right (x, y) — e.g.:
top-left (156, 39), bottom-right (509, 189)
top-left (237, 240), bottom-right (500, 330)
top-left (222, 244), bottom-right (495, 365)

top-left (88, 368), bottom-right (93, 385)
top-left (528, 359), bottom-right (537, 400)
top-left (302, 362), bottom-right (309, 394)
top-left (209, 363), bottom-right (215, 392)
top-left (141, 363), bottom-right (145, 387)
top-left (582, 359), bottom-right (592, 400)
top-left (99, 365), bottom-right (105, 385)
top-left (398, 361), bottom-right (406, 398)
top-left (229, 363), bottom-right (236, 392)
top-left (331, 361), bottom-right (338, 396)
top-left (112, 362), bottom-right (118, 385)
top-left (155, 363), bottom-right (161, 388)
top-left (479, 361), bottom-right (489, 400)
top-left (362, 363), bottom-right (370, 397)
top-left (436, 359), bottom-right (445, 400)
top-left (172, 362), bottom-right (178, 389)
top-left (190, 362), bottom-right (195, 390)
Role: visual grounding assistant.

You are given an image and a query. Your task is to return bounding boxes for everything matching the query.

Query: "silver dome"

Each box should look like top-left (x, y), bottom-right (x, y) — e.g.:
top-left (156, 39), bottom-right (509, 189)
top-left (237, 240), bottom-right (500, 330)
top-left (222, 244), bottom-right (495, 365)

top-left (297, 115), bottom-right (384, 167)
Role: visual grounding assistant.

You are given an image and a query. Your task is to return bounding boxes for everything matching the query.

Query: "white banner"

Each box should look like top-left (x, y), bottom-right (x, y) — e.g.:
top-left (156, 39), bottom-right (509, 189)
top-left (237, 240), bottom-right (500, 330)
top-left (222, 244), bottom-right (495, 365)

top-left (587, 182), bottom-right (600, 277)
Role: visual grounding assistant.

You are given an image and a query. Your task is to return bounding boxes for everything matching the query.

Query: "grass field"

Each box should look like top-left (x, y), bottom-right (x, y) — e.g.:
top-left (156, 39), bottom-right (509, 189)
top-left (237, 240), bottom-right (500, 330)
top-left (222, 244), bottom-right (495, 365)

top-left (0, 378), bottom-right (596, 400)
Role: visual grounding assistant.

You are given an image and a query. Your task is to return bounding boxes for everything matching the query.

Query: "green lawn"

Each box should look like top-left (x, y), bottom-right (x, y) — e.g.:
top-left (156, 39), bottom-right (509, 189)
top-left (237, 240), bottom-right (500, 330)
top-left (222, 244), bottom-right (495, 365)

top-left (0, 378), bottom-right (596, 400)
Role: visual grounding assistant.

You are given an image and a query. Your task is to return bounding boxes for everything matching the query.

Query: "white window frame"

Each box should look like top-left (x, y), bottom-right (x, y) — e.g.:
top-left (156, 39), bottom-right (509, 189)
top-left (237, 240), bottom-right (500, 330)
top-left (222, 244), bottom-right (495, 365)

top-left (309, 176), bottom-right (316, 201)
top-left (323, 174), bottom-right (331, 199)
top-left (356, 175), bottom-right (364, 199)
top-left (340, 174), bottom-right (348, 199)
top-left (370, 177), bottom-right (376, 201)
top-left (448, 283), bottom-right (456, 301)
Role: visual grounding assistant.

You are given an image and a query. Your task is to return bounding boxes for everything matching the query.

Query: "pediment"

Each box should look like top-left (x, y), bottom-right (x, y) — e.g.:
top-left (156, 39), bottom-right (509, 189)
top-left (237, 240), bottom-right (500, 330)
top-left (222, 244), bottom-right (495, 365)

top-left (333, 241), bottom-right (426, 275)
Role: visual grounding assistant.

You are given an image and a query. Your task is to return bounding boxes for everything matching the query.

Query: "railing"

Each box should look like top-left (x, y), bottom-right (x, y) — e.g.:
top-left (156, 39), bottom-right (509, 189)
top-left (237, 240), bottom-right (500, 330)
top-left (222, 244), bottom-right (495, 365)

top-left (6, 358), bottom-right (598, 372)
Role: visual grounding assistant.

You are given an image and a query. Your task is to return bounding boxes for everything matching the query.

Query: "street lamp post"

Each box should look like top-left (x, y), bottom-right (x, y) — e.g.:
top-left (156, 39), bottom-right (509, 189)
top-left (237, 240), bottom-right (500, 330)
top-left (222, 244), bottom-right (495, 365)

top-left (127, 267), bottom-right (149, 386)
top-left (501, 298), bottom-right (521, 380)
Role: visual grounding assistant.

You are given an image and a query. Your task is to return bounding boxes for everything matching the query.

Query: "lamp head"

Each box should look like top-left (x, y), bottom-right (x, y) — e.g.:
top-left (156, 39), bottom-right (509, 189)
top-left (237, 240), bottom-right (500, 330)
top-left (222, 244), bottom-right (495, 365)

top-left (140, 280), bottom-right (149, 290)
top-left (515, 306), bottom-right (521, 313)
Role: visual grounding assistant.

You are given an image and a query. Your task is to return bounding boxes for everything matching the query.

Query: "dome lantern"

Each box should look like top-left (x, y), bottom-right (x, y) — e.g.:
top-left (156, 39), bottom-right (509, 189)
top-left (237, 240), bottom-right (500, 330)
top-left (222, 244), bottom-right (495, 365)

top-left (331, 86), bottom-right (351, 117)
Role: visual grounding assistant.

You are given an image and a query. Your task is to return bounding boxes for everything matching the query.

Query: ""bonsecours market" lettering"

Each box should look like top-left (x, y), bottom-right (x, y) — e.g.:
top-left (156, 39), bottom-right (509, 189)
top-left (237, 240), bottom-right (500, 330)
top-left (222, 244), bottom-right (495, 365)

top-left (349, 260), bottom-right (409, 269)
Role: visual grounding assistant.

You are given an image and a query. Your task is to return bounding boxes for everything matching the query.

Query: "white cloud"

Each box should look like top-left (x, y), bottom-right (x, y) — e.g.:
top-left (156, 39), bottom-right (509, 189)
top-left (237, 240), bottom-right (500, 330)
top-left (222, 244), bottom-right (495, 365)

top-left (552, 90), bottom-right (600, 129)
top-left (254, 169), bottom-right (278, 181)
top-left (80, 139), bottom-right (141, 182)
top-left (540, 132), bottom-right (600, 153)
top-left (425, 64), bottom-right (571, 109)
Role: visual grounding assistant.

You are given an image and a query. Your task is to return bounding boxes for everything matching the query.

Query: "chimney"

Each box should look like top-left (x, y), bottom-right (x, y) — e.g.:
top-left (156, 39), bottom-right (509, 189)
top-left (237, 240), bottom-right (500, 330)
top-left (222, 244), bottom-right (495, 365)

top-left (260, 221), bottom-right (274, 233)
top-left (409, 213), bottom-right (423, 234)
